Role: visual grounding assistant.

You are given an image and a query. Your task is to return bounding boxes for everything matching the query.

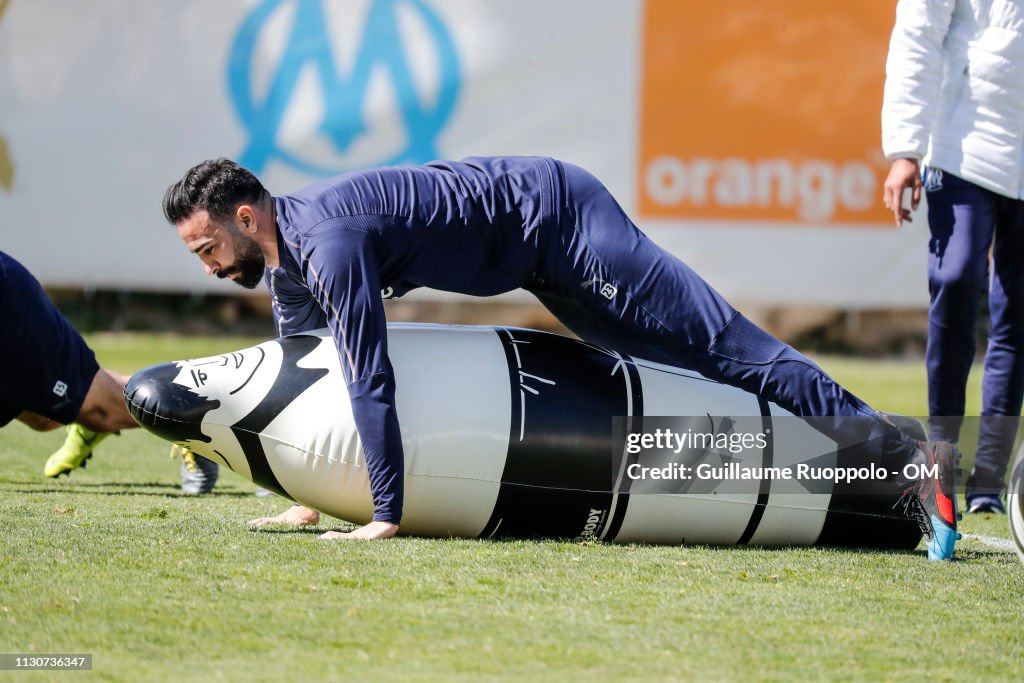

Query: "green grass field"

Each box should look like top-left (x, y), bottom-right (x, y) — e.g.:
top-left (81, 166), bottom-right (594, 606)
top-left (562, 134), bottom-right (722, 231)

top-left (1, 334), bottom-right (1022, 682)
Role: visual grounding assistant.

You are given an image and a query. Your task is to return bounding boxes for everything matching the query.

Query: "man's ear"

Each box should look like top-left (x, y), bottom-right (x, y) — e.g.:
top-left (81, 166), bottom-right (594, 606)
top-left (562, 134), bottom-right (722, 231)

top-left (236, 205), bottom-right (257, 234)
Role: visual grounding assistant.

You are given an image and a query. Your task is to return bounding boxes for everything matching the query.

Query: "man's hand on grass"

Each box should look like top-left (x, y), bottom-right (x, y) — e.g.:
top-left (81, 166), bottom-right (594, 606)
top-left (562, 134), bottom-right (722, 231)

top-left (319, 520), bottom-right (399, 541)
top-left (249, 503), bottom-right (321, 527)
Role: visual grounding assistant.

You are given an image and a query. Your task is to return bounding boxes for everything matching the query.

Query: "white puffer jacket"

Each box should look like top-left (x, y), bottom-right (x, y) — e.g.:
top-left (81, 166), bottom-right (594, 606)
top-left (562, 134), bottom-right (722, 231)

top-left (882, 0), bottom-right (1024, 199)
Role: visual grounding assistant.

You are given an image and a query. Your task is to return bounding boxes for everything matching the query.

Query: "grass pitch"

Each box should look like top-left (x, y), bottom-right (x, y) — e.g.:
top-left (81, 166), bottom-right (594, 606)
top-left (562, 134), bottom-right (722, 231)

top-left (0, 334), bottom-right (1021, 682)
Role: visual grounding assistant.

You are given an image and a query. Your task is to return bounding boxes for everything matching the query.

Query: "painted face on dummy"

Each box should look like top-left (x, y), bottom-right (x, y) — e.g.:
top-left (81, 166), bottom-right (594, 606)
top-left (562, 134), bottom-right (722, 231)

top-left (177, 209), bottom-right (266, 289)
top-left (163, 342), bottom-right (283, 469)
top-left (175, 346), bottom-right (270, 401)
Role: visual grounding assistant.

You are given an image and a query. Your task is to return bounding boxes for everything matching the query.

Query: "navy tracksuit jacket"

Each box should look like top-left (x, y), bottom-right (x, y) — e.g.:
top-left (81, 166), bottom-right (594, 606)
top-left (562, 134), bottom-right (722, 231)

top-left (266, 156), bottom-right (902, 523)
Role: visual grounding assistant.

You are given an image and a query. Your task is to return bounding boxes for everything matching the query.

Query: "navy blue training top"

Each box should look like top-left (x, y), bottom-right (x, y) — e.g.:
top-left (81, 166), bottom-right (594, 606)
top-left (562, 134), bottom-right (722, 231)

top-left (265, 156), bottom-right (561, 523)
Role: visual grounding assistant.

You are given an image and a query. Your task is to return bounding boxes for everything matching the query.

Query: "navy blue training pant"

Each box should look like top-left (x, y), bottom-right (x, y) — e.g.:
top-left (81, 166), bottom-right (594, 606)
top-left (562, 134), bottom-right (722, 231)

top-left (528, 161), bottom-right (906, 458)
top-left (925, 169), bottom-right (1024, 496)
top-left (0, 251), bottom-right (99, 427)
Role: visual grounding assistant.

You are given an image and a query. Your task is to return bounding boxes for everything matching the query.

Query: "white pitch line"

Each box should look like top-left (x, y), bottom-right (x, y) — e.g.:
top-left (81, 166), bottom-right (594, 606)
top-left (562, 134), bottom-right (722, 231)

top-left (963, 533), bottom-right (1016, 552)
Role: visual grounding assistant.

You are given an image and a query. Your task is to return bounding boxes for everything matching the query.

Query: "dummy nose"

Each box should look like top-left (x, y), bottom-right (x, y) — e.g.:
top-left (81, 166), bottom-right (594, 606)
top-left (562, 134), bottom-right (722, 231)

top-left (124, 362), bottom-right (221, 443)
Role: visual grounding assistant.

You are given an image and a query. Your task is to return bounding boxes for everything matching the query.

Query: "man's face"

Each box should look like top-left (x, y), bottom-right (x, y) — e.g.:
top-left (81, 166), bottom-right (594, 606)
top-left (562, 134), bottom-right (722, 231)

top-left (177, 210), bottom-right (266, 289)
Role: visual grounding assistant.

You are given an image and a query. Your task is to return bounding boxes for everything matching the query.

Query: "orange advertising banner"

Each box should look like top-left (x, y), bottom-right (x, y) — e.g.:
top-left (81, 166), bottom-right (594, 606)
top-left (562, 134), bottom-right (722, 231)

top-left (639, 1), bottom-right (895, 226)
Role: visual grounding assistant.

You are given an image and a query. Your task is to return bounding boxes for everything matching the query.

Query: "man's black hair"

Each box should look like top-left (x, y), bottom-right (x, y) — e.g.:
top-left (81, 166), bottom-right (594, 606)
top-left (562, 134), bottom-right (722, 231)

top-left (163, 158), bottom-right (269, 224)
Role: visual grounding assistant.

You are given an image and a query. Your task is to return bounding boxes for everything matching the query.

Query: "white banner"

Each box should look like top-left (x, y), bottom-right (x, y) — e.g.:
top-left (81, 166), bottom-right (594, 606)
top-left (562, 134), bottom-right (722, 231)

top-left (0, 0), bottom-right (927, 307)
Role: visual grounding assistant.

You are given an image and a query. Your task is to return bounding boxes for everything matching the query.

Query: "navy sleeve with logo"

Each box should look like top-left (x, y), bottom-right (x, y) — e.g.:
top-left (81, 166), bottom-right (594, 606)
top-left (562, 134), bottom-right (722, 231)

top-left (303, 224), bottom-right (403, 523)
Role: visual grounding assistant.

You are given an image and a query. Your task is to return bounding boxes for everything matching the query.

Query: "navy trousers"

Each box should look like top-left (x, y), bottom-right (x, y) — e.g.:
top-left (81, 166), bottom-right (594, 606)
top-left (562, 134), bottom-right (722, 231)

top-left (925, 169), bottom-right (1024, 496)
top-left (528, 162), bottom-right (908, 459)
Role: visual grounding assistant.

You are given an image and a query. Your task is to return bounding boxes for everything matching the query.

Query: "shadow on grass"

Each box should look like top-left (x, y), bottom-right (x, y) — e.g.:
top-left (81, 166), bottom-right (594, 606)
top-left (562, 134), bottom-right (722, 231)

top-left (460, 534), bottom-right (941, 560)
top-left (953, 546), bottom-right (1018, 563)
top-left (2, 480), bottom-right (181, 489)
top-left (248, 526), bottom-right (330, 535)
top-left (1, 481), bottom-right (254, 498)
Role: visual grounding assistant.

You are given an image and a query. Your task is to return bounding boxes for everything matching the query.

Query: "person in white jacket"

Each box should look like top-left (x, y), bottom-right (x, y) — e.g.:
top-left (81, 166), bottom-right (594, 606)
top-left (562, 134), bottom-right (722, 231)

top-left (882, 0), bottom-right (1024, 513)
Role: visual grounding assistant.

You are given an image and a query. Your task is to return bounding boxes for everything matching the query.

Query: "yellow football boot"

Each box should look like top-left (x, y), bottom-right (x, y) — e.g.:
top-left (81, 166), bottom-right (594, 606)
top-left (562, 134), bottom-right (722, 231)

top-left (44, 424), bottom-right (110, 477)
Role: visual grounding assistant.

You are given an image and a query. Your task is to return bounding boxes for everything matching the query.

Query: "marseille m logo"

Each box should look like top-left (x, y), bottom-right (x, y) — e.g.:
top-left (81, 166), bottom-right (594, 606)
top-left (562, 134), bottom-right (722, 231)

top-left (228, 0), bottom-right (461, 176)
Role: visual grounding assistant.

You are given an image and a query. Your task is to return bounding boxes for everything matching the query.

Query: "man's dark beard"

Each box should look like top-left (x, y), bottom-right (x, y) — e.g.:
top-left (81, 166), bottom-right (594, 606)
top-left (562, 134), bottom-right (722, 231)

top-left (218, 233), bottom-right (266, 289)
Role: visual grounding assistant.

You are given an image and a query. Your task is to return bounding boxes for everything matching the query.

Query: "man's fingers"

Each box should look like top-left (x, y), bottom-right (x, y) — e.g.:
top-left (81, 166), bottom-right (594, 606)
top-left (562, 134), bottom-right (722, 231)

top-left (885, 185), bottom-right (920, 226)
top-left (883, 184), bottom-right (903, 225)
top-left (882, 158), bottom-right (922, 227)
top-left (248, 515), bottom-right (313, 526)
top-left (883, 180), bottom-right (902, 209)
top-left (319, 530), bottom-right (348, 540)
top-left (318, 522), bottom-right (397, 540)
top-left (890, 197), bottom-right (904, 226)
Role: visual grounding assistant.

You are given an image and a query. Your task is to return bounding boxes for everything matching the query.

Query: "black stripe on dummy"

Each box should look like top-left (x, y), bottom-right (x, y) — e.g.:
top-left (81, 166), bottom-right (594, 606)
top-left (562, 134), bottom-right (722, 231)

top-left (479, 329), bottom-right (628, 540)
top-left (736, 398), bottom-right (773, 545)
top-left (229, 335), bottom-right (328, 499)
top-left (602, 359), bottom-right (643, 542)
